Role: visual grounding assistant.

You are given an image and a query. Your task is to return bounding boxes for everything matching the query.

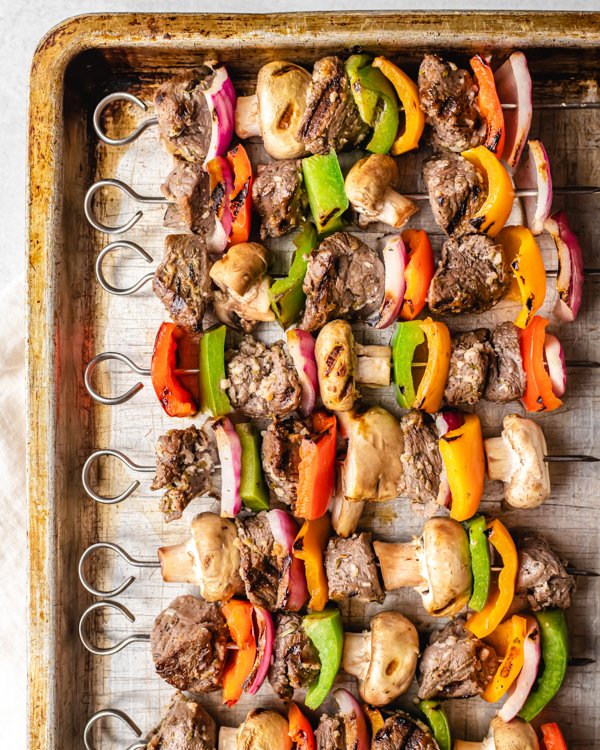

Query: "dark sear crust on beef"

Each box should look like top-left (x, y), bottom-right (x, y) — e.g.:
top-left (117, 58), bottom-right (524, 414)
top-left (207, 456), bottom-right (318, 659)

top-left (515, 535), bottom-right (577, 611)
top-left (418, 617), bottom-right (499, 700)
top-left (150, 425), bottom-right (218, 523)
top-left (399, 410), bottom-right (443, 517)
top-left (252, 160), bottom-right (308, 239)
top-left (422, 153), bottom-right (483, 236)
top-left (485, 321), bottom-right (527, 403)
top-left (372, 713), bottom-right (438, 750)
top-left (153, 235), bottom-right (212, 334)
top-left (145, 691), bottom-right (217, 750)
top-left (316, 715), bottom-right (344, 750)
top-left (154, 66), bottom-right (216, 163)
top-left (161, 161), bottom-right (211, 234)
top-left (226, 337), bottom-right (302, 419)
top-left (298, 56), bottom-right (369, 154)
top-left (261, 418), bottom-right (309, 508)
top-left (428, 233), bottom-right (509, 315)
top-left (235, 513), bottom-right (278, 609)
top-left (325, 533), bottom-right (384, 603)
top-left (150, 596), bottom-right (228, 693)
top-left (418, 54), bottom-right (483, 153)
top-left (445, 329), bottom-right (492, 406)
top-left (268, 613), bottom-right (321, 699)
top-left (300, 232), bottom-right (384, 331)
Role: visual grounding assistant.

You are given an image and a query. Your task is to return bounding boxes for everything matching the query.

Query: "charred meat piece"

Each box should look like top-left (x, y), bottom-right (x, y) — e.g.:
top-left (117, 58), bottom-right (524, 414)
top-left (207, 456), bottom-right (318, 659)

top-left (418, 617), bottom-right (499, 700)
top-left (399, 410), bottom-right (444, 517)
top-left (261, 418), bottom-right (309, 507)
top-left (516, 535), bottom-right (576, 611)
top-left (268, 613), bottom-right (321, 699)
top-left (316, 715), bottom-right (345, 750)
top-left (325, 533), bottom-right (384, 603)
top-left (422, 153), bottom-right (483, 237)
top-left (154, 66), bottom-right (216, 163)
top-left (226, 337), bottom-right (302, 419)
top-left (485, 321), bottom-right (527, 403)
top-left (153, 235), bottom-right (212, 334)
top-left (235, 512), bottom-right (279, 609)
top-left (372, 712), bottom-right (438, 750)
top-left (444, 329), bottom-right (492, 406)
top-left (428, 233), bottom-right (508, 315)
top-left (298, 56), bottom-right (369, 154)
top-left (150, 425), bottom-right (218, 523)
top-left (252, 160), bottom-right (308, 239)
top-left (150, 595), bottom-right (228, 693)
top-left (146, 691), bottom-right (217, 750)
top-left (161, 161), bottom-right (210, 235)
top-left (418, 54), bottom-right (483, 153)
top-left (300, 232), bottom-right (384, 331)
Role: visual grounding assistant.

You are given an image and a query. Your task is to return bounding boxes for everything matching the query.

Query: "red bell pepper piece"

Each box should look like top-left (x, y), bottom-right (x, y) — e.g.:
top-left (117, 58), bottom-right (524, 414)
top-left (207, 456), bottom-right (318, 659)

top-left (221, 599), bottom-right (257, 707)
top-left (288, 702), bottom-right (316, 750)
top-left (470, 55), bottom-right (505, 158)
top-left (150, 322), bottom-right (197, 417)
top-left (226, 144), bottom-right (253, 246)
top-left (519, 316), bottom-right (563, 413)
top-left (541, 723), bottom-right (568, 750)
top-left (400, 229), bottom-right (435, 321)
top-left (295, 412), bottom-right (337, 520)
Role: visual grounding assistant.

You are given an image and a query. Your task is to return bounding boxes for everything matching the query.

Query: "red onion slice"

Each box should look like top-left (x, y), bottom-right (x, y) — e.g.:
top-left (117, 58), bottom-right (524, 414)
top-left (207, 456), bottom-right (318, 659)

top-left (204, 64), bottom-right (237, 164)
top-left (372, 235), bottom-right (407, 329)
top-left (435, 410), bottom-right (465, 437)
top-left (245, 605), bottom-right (275, 695)
top-left (494, 52), bottom-right (533, 172)
top-left (286, 329), bottom-right (319, 416)
top-left (333, 689), bottom-right (370, 750)
top-left (514, 140), bottom-right (553, 236)
top-left (213, 416), bottom-right (242, 517)
top-left (544, 333), bottom-right (567, 398)
top-left (545, 210), bottom-right (585, 322)
top-left (498, 619), bottom-right (541, 722)
top-left (266, 509), bottom-right (309, 611)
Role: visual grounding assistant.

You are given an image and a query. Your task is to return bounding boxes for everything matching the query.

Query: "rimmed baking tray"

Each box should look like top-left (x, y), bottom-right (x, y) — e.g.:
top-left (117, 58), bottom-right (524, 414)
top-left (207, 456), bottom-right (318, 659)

top-left (27, 12), bottom-right (600, 750)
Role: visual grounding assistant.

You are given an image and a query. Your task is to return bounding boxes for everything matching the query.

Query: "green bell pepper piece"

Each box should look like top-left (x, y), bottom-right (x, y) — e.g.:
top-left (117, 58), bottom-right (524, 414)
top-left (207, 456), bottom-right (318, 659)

top-left (303, 608), bottom-right (344, 709)
top-left (391, 321), bottom-right (425, 409)
top-left (519, 609), bottom-right (569, 721)
top-left (465, 515), bottom-right (491, 612)
top-left (268, 221), bottom-right (318, 329)
top-left (357, 65), bottom-right (400, 154)
top-left (418, 701), bottom-right (451, 750)
top-left (346, 54), bottom-right (376, 122)
top-left (199, 325), bottom-right (231, 417)
top-left (302, 151), bottom-right (348, 236)
top-left (235, 423), bottom-right (269, 511)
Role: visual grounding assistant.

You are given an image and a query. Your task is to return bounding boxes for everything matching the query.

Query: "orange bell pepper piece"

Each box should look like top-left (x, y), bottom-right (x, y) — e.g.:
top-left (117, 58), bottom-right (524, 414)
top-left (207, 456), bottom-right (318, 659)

top-left (470, 55), bottom-right (505, 158)
top-left (150, 322), bottom-right (197, 417)
top-left (226, 144), bottom-right (253, 246)
top-left (482, 615), bottom-right (527, 702)
top-left (461, 145), bottom-right (515, 236)
top-left (414, 318), bottom-right (451, 413)
top-left (293, 514), bottom-right (331, 611)
top-left (466, 519), bottom-right (518, 639)
top-left (295, 412), bottom-right (337, 520)
top-left (288, 702), bottom-right (316, 750)
top-left (372, 56), bottom-right (425, 155)
top-left (221, 599), bottom-right (256, 706)
top-left (439, 413), bottom-right (485, 522)
top-left (520, 316), bottom-right (563, 412)
top-left (498, 226), bottom-right (546, 329)
top-left (400, 229), bottom-right (435, 321)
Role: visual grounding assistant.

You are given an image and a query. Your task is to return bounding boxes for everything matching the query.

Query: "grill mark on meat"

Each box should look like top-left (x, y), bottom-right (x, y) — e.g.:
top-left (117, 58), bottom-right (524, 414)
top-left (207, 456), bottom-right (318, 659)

top-left (373, 713), bottom-right (438, 750)
top-left (515, 534), bottom-right (576, 611)
top-left (423, 153), bottom-right (483, 237)
top-left (325, 533), bottom-right (384, 603)
top-left (445, 329), bottom-right (492, 406)
top-left (261, 419), bottom-right (308, 507)
top-left (268, 613), bottom-right (321, 699)
top-left (252, 160), bottom-right (307, 240)
top-left (485, 321), bottom-right (526, 403)
top-left (399, 410), bottom-right (443, 516)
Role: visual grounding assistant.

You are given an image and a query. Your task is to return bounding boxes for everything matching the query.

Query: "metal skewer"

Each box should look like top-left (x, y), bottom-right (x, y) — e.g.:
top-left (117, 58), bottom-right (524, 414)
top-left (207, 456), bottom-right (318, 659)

top-left (84, 707), bottom-right (146, 750)
top-left (79, 542), bottom-right (159, 597)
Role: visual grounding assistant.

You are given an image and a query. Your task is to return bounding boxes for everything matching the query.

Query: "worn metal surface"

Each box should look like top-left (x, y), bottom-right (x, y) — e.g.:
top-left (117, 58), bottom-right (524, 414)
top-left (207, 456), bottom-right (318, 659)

top-left (27, 12), bottom-right (600, 750)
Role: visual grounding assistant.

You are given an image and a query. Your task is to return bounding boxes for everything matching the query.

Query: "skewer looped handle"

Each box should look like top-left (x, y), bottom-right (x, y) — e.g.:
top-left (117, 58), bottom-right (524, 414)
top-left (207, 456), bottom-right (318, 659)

top-left (79, 541), bottom-right (159, 597)
top-left (84, 707), bottom-right (146, 750)
top-left (79, 600), bottom-right (151, 656)
top-left (93, 91), bottom-right (158, 146)
top-left (82, 449), bottom-right (155, 505)
top-left (84, 178), bottom-right (169, 234)
top-left (96, 241), bottom-right (154, 296)
top-left (85, 352), bottom-right (150, 406)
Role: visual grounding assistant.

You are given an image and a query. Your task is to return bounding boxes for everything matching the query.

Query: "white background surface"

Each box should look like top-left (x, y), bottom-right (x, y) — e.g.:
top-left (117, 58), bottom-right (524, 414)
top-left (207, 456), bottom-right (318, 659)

top-left (2, 1), bottom-right (599, 746)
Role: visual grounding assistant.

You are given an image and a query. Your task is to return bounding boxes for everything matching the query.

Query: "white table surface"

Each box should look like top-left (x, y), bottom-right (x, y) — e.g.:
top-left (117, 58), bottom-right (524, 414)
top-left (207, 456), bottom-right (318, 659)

top-left (2, 0), bottom-right (599, 745)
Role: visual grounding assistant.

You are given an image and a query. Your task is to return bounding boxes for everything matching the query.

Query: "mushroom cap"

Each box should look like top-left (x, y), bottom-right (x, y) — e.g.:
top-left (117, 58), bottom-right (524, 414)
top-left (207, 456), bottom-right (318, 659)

top-left (419, 517), bottom-right (472, 616)
top-left (209, 242), bottom-right (269, 297)
top-left (501, 413), bottom-right (550, 509)
top-left (257, 61), bottom-right (311, 159)
top-left (190, 512), bottom-right (244, 602)
top-left (490, 717), bottom-right (539, 750)
top-left (237, 709), bottom-right (292, 750)
top-left (315, 320), bottom-right (358, 411)
top-left (345, 154), bottom-right (399, 219)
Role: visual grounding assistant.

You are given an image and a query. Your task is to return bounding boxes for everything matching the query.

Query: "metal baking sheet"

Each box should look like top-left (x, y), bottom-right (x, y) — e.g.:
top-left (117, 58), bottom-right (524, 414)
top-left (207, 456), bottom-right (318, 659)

top-left (27, 12), bottom-right (600, 750)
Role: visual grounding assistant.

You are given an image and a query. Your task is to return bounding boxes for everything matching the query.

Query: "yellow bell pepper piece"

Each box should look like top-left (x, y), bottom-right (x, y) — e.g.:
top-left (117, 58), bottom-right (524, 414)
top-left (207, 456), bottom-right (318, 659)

top-left (482, 615), bottom-right (527, 702)
top-left (498, 225), bottom-right (547, 328)
top-left (293, 514), bottom-right (331, 611)
top-left (439, 413), bottom-right (485, 522)
top-left (414, 318), bottom-right (451, 413)
top-left (461, 145), bottom-right (515, 237)
top-left (372, 56), bottom-right (425, 155)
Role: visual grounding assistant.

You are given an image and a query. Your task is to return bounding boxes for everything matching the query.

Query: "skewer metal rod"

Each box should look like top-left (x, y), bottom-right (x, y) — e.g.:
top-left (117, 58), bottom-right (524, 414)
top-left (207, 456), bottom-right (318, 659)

top-left (544, 454), bottom-right (600, 463)
top-left (502, 102), bottom-right (600, 110)
top-left (84, 708), bottom-right (146, 750)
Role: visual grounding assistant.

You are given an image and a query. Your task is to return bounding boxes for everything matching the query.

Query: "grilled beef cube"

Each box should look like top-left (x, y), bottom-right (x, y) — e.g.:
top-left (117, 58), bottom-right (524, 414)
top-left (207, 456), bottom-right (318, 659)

top-left (300, 232), bottom-right (384, 331)
top-left (261, 418), bottom-right (309, 507)
top-left (418, 618), bottom-right (499, 700)
top-left (268, 613), bottom-right (321, 699)
top-left (252, 160), bottom-right (308, 239)
top-left (399, 410), bottom-right (444, 517)
top-left (154, 67), bottom-right (216, 163)
top-left (444, 329), bottom-right (492, 406)
top-left (485, 321), bottom-right (527, 403)
top-left (422, 153), bottom-right (483, 237)
top-left (298, 56), bottom-right (369, 154)
top-left (516, 535), bottom-right (576, 611)
top-left (150, 596), bottom-right (228, 693)
top-left (150, 425), bottom-right (218, 523)
top-left (153, 235), bottom-right (212, 334)
top-left (325, 533), bottom-right (384, 603)
top-left (161, 161), bottom-right (210, 234)
top-left (146, 692), bottom-right (216, 750)
top-left (235, 513), bottom-right (279, 610)
top-left (316, 715), bottom-right (345, 750)
top-left (226, 337), bottom-right (302, 419)
top-left (418, 54), bottom-right (483, 153)
top-left (428, 233), bottom-right (508, 315)
top-left (372, 713), bottom-right (438, 750)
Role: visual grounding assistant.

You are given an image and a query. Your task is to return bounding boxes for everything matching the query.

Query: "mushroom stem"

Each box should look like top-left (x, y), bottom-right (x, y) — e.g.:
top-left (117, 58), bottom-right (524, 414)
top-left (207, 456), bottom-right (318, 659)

top-left (355, 344), bottom-right (391, 386)
top-left (342, 631), bottom-right (370, 679)
top-left (218, 726), bottom-right (238, 750)
top-left (158, 538), bottom-right (199, 584)
top-left (375, 187), bottom-right (419, 228)
top-left (373, 540), bottom-right (425, 589)
top-left (235, 94), bottom-right (261, 138)
top-left (484, 436), bottom-right (513, 480)
top-left (331, 484), bottom-right (365, 538)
